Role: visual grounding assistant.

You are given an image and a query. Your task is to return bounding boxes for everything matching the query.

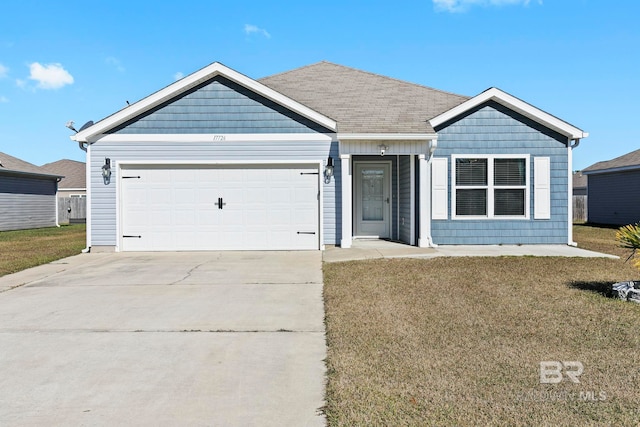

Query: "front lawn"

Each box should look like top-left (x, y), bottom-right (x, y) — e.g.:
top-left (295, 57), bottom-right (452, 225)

top-left (0, 224), bottom-right (86, 277)
top-left (323, 225), bottom-right (640, 425)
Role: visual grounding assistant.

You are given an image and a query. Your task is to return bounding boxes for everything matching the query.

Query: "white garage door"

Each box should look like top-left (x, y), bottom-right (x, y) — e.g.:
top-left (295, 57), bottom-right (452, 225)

top-left (120, 164), bottom-right (320, 251)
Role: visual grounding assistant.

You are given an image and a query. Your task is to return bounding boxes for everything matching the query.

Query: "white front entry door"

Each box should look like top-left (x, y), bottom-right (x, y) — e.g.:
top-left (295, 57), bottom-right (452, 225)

top-left (120, 164), bottom-right (319, 251)
top-left (354, 162), bottom-right (391, 238)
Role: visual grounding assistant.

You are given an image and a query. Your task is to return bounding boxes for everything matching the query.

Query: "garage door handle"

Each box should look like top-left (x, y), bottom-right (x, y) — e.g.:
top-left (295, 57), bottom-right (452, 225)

top-left (217, 197), bottom-right (226, 209)
top-left (297, 231), bottom-right (316, 235)
top-left (123, 235), bottom-right (142, 238)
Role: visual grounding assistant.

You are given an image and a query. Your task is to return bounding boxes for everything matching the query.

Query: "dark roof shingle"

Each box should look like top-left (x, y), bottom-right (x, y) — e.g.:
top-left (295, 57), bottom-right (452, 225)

top-left (259, 61), bottom-right (469, 134)
top-left (0, 152), bottom-right (61, 178)
top-left (583, 148), bottom-right (640, 173)
top-left (41, 159), bottom-right (86, 189)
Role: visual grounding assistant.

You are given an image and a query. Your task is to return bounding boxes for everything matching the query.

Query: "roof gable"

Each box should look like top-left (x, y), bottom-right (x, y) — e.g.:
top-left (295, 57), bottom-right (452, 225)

top-left (430, 87), bottom-right (588, 140)
top-left (105, 75), bottom-right (331, 135)
top-left (260, 61), bottom-right (469, 135)
top-left (41, 159), bottom-right (86, 189)
top-left (72, 62), bottom-right (337, 143)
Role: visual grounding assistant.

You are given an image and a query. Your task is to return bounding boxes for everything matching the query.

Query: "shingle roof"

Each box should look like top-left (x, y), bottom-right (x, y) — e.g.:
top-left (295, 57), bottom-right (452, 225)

top-left (583, 148), bottom-right (640, 173)
top-left (573, 171), bottom-right (587, 189)
top-left (0, 152), bottom-right (61, 179)
top-left (41, 159), bottom-right (86, 189)
top-left (259, 61), bottom-right (470, 134)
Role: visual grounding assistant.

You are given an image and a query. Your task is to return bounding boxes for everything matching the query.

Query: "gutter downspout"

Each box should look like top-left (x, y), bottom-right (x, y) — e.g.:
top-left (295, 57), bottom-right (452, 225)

top-left (568, 138), bottom-right (581, 247)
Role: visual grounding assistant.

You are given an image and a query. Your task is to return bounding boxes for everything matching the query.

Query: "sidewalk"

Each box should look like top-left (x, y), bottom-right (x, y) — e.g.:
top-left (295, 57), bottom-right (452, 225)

top-left (323, 239), bottom-right (619, 263)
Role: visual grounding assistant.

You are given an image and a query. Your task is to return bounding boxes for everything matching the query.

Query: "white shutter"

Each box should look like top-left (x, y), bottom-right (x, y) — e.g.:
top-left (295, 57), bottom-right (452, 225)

top-left (534, 157), bottom-right (551, 219)
top-left (431, 157), bottom-right (448, 220)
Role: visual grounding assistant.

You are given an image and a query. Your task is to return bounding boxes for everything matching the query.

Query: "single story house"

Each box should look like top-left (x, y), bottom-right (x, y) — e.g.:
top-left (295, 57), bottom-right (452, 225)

top-left (583, 148), bottom-right (640, 226)
top-left (41, 159), bottom-right (86, 198)
top-left (70, 61), bottom-right (588, 252)
top-left (41, 159), bottom-right (87, 224)
top-left (0, 151), bottom-right (63, 231)
top-left (573, 171), bottom-right (587, 196)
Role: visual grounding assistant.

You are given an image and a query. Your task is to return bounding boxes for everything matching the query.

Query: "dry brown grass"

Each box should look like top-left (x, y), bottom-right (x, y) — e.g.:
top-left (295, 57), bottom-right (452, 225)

top-left (0, 224), bottom-right (86, 277)
top-left (323, 226), bottom-right (640, 426)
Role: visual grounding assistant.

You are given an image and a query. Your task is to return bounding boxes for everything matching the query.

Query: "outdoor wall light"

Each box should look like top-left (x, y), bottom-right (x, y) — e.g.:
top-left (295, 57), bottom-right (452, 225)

top-left (102, 157), bottom-right (112, 184)
top-left (378, 144), bottom-right (389, 156)
top-left (324, 156), bottom-right (334, 184)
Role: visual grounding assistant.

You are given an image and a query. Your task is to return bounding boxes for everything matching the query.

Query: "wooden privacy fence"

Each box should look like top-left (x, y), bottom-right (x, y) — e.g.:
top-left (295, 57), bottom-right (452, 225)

top-left (58, 197), bottom-right (87, 224)
top-left (573, 195), bottom-right (587, 223)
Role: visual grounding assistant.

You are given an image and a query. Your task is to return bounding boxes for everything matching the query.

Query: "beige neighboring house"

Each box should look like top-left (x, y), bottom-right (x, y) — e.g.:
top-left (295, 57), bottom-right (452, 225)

top-left (41, 159), bottom-right (86, 198)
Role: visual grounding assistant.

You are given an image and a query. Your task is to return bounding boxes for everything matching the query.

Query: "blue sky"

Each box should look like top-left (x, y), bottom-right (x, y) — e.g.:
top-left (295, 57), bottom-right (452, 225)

top-left (0, 0), bottom-right (636, 170)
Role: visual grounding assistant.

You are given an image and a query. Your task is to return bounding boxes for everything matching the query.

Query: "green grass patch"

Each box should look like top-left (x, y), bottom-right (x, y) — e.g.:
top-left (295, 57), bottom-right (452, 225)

top-left (323, 225), bottom-right (640, 425)
top-left (0, 224), bottom-right (86, 277)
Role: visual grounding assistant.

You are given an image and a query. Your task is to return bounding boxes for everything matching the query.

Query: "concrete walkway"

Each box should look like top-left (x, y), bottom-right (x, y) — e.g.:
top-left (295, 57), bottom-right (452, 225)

top-left (323, 239), bottom-right (619, 262)
top-left (0, 252), bottom-right (326, 426)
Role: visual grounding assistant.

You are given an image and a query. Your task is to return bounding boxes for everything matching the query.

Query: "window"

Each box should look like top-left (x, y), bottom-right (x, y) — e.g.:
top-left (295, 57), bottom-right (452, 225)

top-left (453, 155), bottom-right (529, 219)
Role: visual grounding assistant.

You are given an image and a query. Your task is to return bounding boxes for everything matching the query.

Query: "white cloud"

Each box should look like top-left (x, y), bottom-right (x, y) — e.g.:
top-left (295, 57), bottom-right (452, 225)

top-left (244, 24), bottom-right (271, 38)
top-left (0, 64), bottom-right (8, 78)
top-left (174, 71), bottom-right (184, 81)
top-left (105, 56), bottom-right (125, 72)
top-left (433, 0), bottom-right (541, 12)
top-left (0, 95), bottom-right (8, 103)
top-left (27, 62), bottom-right (74, 89)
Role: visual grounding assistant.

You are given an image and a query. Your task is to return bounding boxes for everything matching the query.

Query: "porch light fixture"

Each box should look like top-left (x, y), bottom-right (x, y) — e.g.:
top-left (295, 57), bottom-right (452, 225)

top-left (102, 157), bottom-right (111, 184)
top-left (378, 144), bottom-right (388, 156)
top-left (324, 156), bottom-right (334, 184)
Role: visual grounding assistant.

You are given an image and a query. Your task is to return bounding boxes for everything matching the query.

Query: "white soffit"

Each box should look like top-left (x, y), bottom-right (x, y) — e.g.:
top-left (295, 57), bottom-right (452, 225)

top-left (429, 87), bottom-right (588, 140)
top-left (72, 62), bottom-right (337, 143)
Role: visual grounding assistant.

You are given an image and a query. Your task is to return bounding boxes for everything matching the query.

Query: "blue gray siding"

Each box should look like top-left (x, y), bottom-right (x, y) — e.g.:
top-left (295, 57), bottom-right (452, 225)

top-left (90, 139), bottom-right (338, 246)
top-left (587, 171), bottom-right (640, 225)
top-left (432, 101), bottom-right (570, 245)
top-left (0, 175), bottom-right (58, 231)
top-left (399, 156), bottom-right (412, 243)
top-left (109, 76), bottom-right (332, 135)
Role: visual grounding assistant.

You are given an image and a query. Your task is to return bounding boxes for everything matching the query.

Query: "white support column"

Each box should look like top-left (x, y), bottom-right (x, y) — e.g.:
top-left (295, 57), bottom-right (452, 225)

top-left (340, 154), bottom-right (353, 248)
top-left (568, 140), bottom-right (577, 246)
top-left (417, 154), bottom-right (433, 248)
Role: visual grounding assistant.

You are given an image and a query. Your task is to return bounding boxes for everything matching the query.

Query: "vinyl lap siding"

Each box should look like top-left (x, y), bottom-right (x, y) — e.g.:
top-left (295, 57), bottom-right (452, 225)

top-left (0, 175), bottom-right (57, 231)
top-left (432, 101), bottom-right (569, 245)
top-left (587, 171), bottom-right (640, 225)
top-left (108, 76), bottom-right (330, 135)
top-left (90, 139), bottom-right (339, 246)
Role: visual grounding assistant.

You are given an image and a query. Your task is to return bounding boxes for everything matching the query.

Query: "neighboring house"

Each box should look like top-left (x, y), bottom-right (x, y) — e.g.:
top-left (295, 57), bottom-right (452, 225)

top-left (583, 148), bottom-right (640, 226)
top-left (41, 159), bottom-right (86, 198)
top-left (0, 151), bottom-right (63, 231)
top-left (41, 159), bottom-right (87, 224)
top-left (572, 171), bottom-right (587, 196)
top-left (70, 61), bottom-right (588, 252)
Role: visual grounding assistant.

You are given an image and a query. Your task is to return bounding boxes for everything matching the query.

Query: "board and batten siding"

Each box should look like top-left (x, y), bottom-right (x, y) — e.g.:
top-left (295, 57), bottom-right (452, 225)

top-left (89, 139), bottom-right (340, 247)
top-left (431, 101), bottom-right (569, 245)
top-left (587, 170), bottom-right (640, 225)
top-left (0, 175), bottom-right (58, 231)
top-left (398, 156), bottom-right (412, 243)
top-left (108, 76), bottom-right (329, 135)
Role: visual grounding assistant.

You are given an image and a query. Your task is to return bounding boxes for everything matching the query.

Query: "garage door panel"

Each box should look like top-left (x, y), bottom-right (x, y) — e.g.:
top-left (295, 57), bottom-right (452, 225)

top-left (121, 164), bottom-right (319, 251)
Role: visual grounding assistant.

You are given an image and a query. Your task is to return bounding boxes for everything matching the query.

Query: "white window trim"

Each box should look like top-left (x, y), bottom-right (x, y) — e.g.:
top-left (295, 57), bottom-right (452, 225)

top-left (451, 154), bottom-right (530, 220)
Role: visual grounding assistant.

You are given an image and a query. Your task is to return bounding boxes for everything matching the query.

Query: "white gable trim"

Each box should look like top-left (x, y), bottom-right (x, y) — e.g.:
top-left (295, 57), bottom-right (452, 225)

top-left (338, 133), bottom-right (437, 140)
top-left (430, 87), bottom-right (588, 140)
top-left (72, 62), bottom-right (337, 143)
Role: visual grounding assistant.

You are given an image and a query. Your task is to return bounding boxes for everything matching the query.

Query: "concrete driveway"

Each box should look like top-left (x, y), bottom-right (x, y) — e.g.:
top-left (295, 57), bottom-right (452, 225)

top-left (0, 252), bottom-right (326, 426)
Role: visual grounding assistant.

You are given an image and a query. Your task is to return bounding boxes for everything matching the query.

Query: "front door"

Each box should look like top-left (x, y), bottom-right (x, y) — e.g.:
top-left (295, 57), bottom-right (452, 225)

top-left (354, 162), bottom-right (391, 238)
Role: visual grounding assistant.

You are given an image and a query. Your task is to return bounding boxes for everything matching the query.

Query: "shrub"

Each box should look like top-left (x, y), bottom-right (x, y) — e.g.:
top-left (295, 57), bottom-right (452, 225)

top-left (616, 223), bottom-right (640, 271)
